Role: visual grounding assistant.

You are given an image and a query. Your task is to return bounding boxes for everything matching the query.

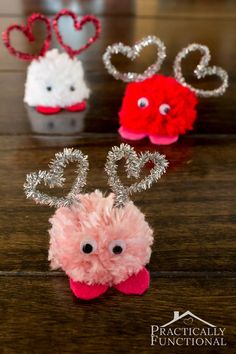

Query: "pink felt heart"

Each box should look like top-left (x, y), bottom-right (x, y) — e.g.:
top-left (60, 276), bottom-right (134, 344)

top-left (70, 278), bottom-right (109, 300)
top-left (66, 101), bottom-right (87, 112)
top-left (114, 268), bottom-right (150, 295)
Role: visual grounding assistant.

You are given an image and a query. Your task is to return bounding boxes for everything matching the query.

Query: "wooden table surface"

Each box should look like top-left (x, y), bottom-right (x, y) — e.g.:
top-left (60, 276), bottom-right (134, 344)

top-left (0, 1), bottom-right (235, 353)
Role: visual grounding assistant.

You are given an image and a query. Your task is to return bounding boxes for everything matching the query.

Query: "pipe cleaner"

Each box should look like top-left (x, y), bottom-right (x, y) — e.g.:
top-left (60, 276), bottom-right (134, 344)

top-left (2, 10), bottom-right (101, 115)
top-left (103, 36), bottom-right (229, 145)
top-left (24, 144), bottom-right (168, 300)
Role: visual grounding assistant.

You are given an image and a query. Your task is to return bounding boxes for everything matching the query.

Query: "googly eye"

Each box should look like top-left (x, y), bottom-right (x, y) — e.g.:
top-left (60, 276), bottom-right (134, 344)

top-left (137, 97), bottom-right (149, 108)
top-left (46, 86), bottom-right (52, 92)
top-left (109, 240), bottom-right (126, 255)
top-left (70, 85), bottom-right (75, 92)
top-left (159, 103), bottom-right (171, 115)
top-left (80, 239), bottom-right (97, 255)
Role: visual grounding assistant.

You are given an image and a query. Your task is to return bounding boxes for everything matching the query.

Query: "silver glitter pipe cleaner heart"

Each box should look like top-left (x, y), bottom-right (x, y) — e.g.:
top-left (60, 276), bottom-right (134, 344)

top-left (103, 35), bottom-right (166, 83)
top-left (24, 148), bottom-right (89, 208)
top-left (173, 43), bottom-right (229, 97)
top-left (105, 144), bottom-right (169, 208)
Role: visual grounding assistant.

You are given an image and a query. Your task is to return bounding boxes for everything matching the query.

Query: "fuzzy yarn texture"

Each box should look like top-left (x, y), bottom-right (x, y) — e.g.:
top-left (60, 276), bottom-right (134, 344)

top-left (49, 190), bottom-right (153, 286)
top-left (24, 49), bottom-right (90, 107)
top-left (119, 74), bottom-right (198, 137)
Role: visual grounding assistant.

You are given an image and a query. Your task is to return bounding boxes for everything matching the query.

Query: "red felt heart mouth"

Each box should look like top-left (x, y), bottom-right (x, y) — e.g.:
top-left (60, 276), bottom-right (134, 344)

top-left (53, 9), bottom-right (101, 57)
top-left (2, 13), bottom-right (51, 61)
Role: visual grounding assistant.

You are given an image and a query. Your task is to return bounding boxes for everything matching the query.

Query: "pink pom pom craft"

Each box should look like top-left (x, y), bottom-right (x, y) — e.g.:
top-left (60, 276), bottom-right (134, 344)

top-left (24, 144), bottom-right (168, 300)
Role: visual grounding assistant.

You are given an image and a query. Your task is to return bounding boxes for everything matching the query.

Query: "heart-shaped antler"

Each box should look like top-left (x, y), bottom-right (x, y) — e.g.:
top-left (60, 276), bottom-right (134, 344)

top-left (2, 13), bottom-right (51, 61)
top-left (173, 43), bottom-right (229, 97)
top-left (103, 36), bottom-right (166, 83)
top-left (105, 144), bottom-right (168, 208)
top-left (24, 148), bottom-right (89, 208)
top-left (53, 9), bottom-right (101, 57)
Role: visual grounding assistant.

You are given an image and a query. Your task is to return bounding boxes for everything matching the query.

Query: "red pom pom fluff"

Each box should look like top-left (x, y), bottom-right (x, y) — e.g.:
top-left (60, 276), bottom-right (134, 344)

top-left (119, 74), bottom-right (198, 138)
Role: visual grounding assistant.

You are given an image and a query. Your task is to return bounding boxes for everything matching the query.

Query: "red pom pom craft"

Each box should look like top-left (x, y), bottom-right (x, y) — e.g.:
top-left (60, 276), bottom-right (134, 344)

top-left (103, 36), bottom-right (229, 145)
top-left (119, 74), bottom-right (198, 139)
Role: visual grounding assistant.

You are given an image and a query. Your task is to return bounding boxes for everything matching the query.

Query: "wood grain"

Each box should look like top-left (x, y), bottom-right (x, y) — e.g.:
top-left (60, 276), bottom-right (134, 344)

top-left (0, 276), bottom-right (235, 353)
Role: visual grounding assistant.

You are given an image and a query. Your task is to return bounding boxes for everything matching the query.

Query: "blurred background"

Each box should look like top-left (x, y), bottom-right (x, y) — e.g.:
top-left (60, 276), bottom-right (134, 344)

top-left (0, 0), bottom-right (235, 136)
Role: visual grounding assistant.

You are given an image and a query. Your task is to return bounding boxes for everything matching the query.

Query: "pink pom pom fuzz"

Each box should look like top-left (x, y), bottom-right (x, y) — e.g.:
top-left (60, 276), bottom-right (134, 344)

top-left (49, 190), bottom-right (153, 286)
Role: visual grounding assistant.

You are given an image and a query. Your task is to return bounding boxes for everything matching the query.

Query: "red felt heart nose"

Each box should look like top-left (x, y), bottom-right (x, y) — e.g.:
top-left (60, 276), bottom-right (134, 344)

top-left (53, 9), bottom-right (101, 57)
top-left (2, 13), bottom-right (51, 61)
